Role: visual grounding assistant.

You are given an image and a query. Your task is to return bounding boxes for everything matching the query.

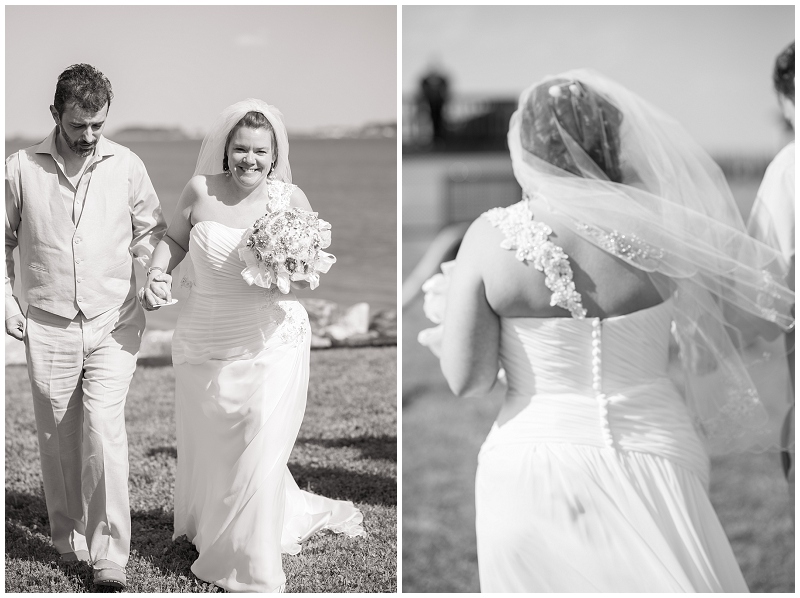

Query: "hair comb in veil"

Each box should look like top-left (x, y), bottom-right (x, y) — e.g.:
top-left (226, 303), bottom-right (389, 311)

top-left (521, 78), bottom-right (623, 183)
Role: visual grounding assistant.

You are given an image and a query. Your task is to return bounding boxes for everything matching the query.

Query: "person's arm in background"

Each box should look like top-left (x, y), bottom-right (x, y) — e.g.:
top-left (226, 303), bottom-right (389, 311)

top-left (5, 154), bottom-right (24, 340)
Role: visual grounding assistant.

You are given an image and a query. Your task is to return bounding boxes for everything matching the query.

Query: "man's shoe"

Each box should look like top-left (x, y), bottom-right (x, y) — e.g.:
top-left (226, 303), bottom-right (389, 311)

top-left (93, 562), bottom-right (127, 590)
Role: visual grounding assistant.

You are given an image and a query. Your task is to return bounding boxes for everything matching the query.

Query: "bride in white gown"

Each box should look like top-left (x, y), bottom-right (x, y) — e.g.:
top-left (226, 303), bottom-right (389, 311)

top-left (420, 70), bottom-right (794, 592)
top-left (141, 99), bottom-right (365, 592)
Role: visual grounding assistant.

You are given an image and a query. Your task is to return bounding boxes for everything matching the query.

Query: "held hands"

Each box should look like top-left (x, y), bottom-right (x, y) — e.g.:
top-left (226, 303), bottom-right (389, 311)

top-left (5, 314), bottom-right (25, 341)
top-left (139, 271), bottom-right (173, 311)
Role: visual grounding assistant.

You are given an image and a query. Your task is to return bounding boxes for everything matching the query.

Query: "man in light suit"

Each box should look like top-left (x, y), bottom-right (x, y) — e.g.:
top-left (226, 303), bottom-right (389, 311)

top-left (5, 64), bottom-right (166, 589)
top-left (747, 41), bottom-right (794, 498)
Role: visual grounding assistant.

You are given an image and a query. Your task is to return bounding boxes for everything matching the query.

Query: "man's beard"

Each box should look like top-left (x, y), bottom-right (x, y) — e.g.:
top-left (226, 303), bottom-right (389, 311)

top-left (58, 122), bottom-right (96, 157)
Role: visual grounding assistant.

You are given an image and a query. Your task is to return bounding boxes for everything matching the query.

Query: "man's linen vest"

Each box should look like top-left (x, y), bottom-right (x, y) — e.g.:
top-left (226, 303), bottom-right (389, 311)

top-left (16, 142), bottom-right (136, 319)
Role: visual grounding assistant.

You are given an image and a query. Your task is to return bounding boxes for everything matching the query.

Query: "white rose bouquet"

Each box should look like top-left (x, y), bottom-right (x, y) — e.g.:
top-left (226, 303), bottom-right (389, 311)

top-left (238, 208), bottom-right (336, 293)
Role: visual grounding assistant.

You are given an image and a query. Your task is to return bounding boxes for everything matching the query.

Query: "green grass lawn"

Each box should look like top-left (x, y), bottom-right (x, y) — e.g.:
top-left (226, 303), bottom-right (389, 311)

top-left (5, 346), bottom-right (397, 593)
top-left (403, 298), bottom-right (794, 593)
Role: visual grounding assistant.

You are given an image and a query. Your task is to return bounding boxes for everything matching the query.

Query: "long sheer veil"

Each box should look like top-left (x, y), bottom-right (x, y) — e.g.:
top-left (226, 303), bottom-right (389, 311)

top-left (511, 69), bottom-right (794, 454)
top-left (175, 99), bottom-right (292, 297)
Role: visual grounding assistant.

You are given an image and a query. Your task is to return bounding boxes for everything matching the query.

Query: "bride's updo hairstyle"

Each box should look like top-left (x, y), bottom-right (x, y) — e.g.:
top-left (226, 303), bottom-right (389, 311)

top-left (222, 110), bottom-right (278, 174)
top-left (520, 78), bottom-right (623, 183)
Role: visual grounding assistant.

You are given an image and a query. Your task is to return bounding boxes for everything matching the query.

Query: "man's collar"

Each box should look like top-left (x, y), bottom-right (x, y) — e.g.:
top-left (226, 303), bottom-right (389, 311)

top-left (33, 127), bottom-right (59, 157)
top-left (33, 126), bottom-right (116, 160)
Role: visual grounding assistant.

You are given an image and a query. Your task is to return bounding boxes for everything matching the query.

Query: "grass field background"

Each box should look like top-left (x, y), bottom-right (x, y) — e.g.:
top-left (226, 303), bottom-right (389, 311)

top-left (5, 347), bottom-right (397, 593)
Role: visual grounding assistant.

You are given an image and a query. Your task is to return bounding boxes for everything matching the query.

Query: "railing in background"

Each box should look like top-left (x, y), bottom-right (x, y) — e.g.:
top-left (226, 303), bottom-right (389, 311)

top-left (404, 93), bottom-right (778, 182)
top-left (445, 171), bottom-right (521, 223)
top-left (403, 95), bottom-right (516, 153)
top-left (439, 155), bottom-right (772, 226)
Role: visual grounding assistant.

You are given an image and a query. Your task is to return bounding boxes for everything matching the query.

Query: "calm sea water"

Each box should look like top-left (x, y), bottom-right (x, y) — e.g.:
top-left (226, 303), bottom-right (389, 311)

top-left (6, 138), bottom-right (397, 330)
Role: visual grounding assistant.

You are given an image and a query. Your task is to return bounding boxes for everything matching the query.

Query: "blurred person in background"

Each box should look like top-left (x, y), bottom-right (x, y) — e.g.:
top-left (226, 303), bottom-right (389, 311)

top-left (418, 59), bottom-right (450, 148)
top-left (747, 40), bottom-right (795, 496)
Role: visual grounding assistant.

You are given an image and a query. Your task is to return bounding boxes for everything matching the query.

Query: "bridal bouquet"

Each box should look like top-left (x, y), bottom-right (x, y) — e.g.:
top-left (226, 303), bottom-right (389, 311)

top-left (238, 208), bottom-right (336, 294)
top-left (417, 260), bottom-right (457, 358)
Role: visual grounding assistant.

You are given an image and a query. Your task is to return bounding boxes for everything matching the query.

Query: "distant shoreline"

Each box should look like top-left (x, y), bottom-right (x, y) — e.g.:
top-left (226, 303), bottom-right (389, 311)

top-left (6, 124), bottom-right (397, 146)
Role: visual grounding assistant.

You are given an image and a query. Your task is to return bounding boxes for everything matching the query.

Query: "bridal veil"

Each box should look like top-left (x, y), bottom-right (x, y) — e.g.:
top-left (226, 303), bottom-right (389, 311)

top-left (509, 69), bottom-right (794, 453)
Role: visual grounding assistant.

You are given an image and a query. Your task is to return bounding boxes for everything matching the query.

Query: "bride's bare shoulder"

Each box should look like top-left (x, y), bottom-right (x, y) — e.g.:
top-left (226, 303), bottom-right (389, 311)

top-left (456, 208), bottom-right (514, 264)
top-left (187, 173), bottom-right (227, 197)
top-left (289, 185), bottom-right (313, 211)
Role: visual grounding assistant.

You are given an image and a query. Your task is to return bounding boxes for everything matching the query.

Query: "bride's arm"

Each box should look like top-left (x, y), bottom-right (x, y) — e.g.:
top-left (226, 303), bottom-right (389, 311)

top-left (440, 218), bottom-right (501, 398)
top-left (290, 186), bottom-right (313, 211)
top-left (142, 177), bottom-right (199, 308)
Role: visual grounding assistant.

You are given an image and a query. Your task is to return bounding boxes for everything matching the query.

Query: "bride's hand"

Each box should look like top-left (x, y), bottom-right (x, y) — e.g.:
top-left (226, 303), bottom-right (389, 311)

top-left (140, 271), bottom-right (173, 310)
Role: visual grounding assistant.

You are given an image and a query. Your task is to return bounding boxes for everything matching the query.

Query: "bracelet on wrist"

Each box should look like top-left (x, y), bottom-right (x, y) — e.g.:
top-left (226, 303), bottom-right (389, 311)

top-left (147, 266), bottom-right (165, 278)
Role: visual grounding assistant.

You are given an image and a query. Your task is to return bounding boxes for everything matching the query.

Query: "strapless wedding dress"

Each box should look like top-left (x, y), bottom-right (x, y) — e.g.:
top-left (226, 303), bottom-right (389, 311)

top-left (471, 202), bottom-right (748, 592)
top-left (476, 302), bottom-right (747, 591)
top-left (171, 216), bottom-right (365, 593)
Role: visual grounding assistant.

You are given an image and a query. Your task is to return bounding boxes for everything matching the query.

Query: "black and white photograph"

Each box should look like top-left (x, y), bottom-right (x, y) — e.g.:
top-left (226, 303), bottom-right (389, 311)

top-left (5, 5), bottom-right (396, 593)
top-left (402, 5), bottom-right (794, 593)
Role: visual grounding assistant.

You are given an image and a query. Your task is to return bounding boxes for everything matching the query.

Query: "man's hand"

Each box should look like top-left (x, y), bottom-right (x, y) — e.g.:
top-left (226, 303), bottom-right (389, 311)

top-left (5, 314), bottom-right (25, 341)
top-left (139, 271), bottom-right (173, 311)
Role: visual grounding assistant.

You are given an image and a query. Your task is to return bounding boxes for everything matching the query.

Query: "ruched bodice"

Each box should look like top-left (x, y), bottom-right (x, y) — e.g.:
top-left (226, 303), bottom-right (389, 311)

top-left (501, 301), bottom-right (672, 395)
top-left (172, 221), bottom-right (308, 364)
top-left (491, 300), bottom-right (709, 481)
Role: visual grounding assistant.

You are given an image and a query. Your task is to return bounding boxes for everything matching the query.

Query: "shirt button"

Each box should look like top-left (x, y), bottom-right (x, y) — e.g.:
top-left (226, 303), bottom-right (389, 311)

top-left (74, 238), bottom-right (81, 244)
top-left (75, 258), bottom-right (81, 264)
top-left (76, 277), bottom-right (83, 283)
top-left (77, 297), bottom-right (83, 303)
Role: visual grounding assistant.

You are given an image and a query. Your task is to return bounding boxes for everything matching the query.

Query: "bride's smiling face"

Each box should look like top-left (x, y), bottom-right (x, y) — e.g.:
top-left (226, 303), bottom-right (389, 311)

top-left (226, 126), bottom-right (275, 190)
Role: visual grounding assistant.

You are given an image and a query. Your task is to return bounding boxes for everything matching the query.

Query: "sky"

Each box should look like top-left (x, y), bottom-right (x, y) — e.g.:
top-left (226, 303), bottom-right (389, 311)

top-left (404, 5), bottom-right (795, 155)
top-left (5, 5), bottom-right (396, 139)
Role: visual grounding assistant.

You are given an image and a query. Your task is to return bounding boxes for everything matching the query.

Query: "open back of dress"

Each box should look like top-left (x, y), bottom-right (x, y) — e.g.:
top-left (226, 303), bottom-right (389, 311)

top-left (474, 203), bottom-right (747, 592)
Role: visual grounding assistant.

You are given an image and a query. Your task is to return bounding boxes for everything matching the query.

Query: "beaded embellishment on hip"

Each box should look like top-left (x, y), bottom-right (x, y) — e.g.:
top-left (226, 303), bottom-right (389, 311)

top-left (484, 201), bottom-right (587, 319)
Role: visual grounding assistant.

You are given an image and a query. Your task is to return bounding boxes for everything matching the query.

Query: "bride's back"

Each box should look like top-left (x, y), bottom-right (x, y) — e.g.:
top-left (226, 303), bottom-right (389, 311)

top-left (470, 205), bottom-right (664, 320)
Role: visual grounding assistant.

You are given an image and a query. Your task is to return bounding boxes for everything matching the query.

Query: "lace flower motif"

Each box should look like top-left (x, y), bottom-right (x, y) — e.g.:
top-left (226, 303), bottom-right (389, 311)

top-left (277, 302), bottom-right (308, 347)
top-left (267, 178), bottom-right (296, 212)
top-left (484, 202), bottom-right (586, 319)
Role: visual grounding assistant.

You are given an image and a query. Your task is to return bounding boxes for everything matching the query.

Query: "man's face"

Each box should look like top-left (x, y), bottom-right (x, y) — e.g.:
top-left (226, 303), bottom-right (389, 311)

top-left (50, 101), bottom-right (109, 157)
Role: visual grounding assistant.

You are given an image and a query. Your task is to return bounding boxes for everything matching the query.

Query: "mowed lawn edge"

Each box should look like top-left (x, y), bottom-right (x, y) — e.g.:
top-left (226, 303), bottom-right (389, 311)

top-left (6, 346), bottom-right (397, 593)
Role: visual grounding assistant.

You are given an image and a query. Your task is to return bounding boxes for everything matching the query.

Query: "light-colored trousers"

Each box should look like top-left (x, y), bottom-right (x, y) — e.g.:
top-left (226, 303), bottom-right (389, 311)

top-left (24, 297), bottom-right (144, 566)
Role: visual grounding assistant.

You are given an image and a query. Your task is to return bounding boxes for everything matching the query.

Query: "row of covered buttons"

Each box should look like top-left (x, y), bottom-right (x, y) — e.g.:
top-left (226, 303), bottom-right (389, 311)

top-left (592, 318), bottom-right (614, 447)
top-left (75, 236), bottom-right (84, 303)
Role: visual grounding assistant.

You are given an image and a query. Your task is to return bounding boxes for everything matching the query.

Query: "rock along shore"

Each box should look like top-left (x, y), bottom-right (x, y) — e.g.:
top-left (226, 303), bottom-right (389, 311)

top-left (4, 299), bottom-right (397, 366)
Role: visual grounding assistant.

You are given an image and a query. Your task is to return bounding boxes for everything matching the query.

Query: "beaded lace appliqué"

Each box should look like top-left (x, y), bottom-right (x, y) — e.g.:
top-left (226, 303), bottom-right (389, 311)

top-left (484, 202), bottom-right (587, 319)
top-left (277, 302), bottom-right (308, 346)
top-left (574, 222), bottom-right (665, 268)
top-left (266, 179), bottom-right (297, 212)
top-left (259, 287), bottom-right (307, 347)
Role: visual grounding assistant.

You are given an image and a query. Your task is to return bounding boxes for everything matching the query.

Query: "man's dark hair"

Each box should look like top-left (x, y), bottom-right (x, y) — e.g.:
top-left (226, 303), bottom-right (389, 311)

top-left (773, 41), bottom-right (794, 102)
top-left (53, 64), bottom-right (114, 117)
